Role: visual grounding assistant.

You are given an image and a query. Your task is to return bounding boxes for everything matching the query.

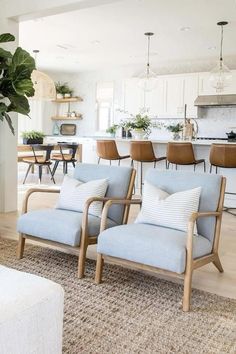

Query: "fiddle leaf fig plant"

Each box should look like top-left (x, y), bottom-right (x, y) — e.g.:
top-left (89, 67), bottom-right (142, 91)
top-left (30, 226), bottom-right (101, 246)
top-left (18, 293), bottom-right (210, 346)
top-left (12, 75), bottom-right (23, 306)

top-left (0, 33), bottom-right (35, 134)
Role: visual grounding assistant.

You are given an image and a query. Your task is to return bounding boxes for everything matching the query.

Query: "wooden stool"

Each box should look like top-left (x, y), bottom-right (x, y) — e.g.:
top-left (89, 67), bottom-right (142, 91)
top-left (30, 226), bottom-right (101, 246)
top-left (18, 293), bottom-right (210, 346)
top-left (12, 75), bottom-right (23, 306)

top-left (130, 141), bottom-right (166, 194)
top-left (96, 140), bottom-right (130, 165)
top-left (167, 142), bottom-right (206, 172)
top-left (210, 143), bottom-right (236, 216)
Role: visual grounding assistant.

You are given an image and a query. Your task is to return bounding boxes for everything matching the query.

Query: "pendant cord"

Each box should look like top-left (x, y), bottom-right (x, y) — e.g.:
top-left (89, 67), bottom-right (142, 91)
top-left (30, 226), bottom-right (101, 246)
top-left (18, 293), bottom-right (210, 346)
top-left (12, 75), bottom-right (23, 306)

top-left (220, 24), bottom-right (223, 62)
top-left (147, 35), bottom-right (150, 75)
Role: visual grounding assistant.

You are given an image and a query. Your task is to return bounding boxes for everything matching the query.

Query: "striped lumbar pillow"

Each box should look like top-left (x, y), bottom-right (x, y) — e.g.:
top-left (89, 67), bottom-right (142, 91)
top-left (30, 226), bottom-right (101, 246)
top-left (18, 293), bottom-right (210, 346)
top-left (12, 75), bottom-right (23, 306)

top-left (135, 181), bottom-right (201, 233)
top-left (56, 175), bottom-right (108, 217)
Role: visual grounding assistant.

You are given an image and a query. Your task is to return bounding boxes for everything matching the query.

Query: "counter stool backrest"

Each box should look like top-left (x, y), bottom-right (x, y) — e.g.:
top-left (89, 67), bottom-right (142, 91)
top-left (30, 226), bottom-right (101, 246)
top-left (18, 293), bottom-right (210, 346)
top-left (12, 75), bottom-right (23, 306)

top-left (130, 141), bottom-right (156, 162)
top-left (96, 140), bottom-right (120, 160)
top-left (167, 142), bottom-right (195, 164)
top-left (210, 144), bottom-right (236, 168)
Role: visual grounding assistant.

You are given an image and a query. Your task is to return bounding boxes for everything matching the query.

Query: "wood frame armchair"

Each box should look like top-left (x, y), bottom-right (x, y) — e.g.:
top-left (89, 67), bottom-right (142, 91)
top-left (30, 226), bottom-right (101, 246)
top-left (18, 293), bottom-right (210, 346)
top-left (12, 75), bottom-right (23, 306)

top-left (95, 177), bottom-right (226, 311)
top-left (17, 168), bottom-right (136, 279)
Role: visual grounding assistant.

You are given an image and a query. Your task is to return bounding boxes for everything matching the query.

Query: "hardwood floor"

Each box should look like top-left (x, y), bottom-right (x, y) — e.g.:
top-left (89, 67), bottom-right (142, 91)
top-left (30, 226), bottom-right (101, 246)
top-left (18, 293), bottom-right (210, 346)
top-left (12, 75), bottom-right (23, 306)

top-left (1, 163), bottom-right (236, 300)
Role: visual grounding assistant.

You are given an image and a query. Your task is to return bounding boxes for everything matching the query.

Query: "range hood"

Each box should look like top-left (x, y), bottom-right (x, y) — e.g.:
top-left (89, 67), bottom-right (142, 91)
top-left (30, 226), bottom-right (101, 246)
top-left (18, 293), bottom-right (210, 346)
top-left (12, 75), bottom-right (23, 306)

top-left (194, 94), bottom-right (236, 107)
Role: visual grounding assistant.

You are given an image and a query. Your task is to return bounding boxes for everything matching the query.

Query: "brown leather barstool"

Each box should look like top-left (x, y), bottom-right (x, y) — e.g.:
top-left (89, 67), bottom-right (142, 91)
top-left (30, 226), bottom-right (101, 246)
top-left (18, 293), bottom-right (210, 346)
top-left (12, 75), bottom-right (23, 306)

top-left (167, 142), bottom-right (206, 172)
top-left (210, 144), bottom-right (236, 216)
top-left (130, 141), bottom-right (166, 194)
top-left (96, 140), bottom-right (130, 165)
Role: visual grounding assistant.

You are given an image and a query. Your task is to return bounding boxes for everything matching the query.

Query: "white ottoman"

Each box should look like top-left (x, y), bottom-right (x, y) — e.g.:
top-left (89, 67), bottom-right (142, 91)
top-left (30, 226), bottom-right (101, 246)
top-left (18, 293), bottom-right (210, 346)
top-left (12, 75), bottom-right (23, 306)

top-left (0, 266), bottom-right (64, 354)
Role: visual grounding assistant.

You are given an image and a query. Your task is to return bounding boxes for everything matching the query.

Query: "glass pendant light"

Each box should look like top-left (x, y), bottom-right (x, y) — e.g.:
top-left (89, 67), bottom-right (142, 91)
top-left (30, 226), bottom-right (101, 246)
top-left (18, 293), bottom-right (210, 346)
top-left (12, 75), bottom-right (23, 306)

top-left (138, 32), bottom-right (158, 92)
top-left (31, 50), bottom-right (56, 100)
top-left (209, 21), bottom-right (232, 93)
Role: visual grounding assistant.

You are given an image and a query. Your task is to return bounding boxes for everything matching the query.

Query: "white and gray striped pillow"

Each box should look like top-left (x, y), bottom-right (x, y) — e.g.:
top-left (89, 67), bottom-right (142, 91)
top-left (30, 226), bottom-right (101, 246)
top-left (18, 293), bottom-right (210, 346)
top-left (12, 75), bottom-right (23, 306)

top-left (56, 175), bottom-right (108, 217)
top-left (135, 181), bottom-right (201, 233)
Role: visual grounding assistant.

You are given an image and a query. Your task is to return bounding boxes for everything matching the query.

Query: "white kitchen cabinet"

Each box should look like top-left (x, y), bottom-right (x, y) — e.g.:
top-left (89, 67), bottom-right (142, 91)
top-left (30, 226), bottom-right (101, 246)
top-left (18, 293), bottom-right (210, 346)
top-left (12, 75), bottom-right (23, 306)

top-left (164, 76), bottom-right (184, 118)
top-left (124, 79), bottom-right (145, 114)
top-left (183, 74), bottom-right (199, 118)
top-left (144, 77), bottom-right (165, 116)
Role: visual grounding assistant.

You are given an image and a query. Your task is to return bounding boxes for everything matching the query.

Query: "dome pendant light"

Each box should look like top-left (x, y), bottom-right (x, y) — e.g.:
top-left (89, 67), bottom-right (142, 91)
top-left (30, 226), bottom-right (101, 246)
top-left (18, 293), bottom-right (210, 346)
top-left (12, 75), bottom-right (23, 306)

top-left (31, 49), bottom-right (56, 100)
top-left (209, 21), bottom-right (232, 93)
top-left (138, 32), bottom-right (158, 92)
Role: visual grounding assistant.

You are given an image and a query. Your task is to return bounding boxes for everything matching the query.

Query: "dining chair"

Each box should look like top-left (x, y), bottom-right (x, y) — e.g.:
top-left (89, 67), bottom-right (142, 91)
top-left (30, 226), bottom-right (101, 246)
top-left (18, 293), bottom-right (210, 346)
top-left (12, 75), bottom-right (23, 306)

top-left (22, 144), bottom-right (55, 184)
top-left (51, 143), bottom-right (79, 175)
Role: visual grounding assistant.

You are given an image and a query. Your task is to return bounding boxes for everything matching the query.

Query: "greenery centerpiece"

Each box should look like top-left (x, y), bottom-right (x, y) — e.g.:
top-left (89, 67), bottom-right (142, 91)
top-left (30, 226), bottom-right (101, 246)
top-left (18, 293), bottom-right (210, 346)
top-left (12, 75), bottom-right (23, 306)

top-left (121, 114), bottom-right (152, 139)
top-left (0, 33), bottom-right (36, 134)
top-left (21, 130), bottom-right (45, 145)
top-left (166, 122), bottom-right (183, 140)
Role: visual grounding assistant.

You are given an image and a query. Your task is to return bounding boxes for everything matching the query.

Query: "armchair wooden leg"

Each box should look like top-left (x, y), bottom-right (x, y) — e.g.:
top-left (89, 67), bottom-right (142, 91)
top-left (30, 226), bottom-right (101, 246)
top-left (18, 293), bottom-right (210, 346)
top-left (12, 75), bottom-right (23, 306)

top-left (213, 254), bottom-right (224, 273)
top-left (183, 268), bottom-right (193, 312)
top-left (78, 242), bottom-right (88, 279)
top-left (95, 253), bottom-right (104, 284)
top-left (17, 234), bottom-right (25, 259)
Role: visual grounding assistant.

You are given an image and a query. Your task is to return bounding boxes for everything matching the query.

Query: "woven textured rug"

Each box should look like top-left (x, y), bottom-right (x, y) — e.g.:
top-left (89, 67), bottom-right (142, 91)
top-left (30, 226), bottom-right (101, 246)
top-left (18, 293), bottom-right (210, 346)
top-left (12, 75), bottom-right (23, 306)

top-left (0, 238), bottom-right (236, 354)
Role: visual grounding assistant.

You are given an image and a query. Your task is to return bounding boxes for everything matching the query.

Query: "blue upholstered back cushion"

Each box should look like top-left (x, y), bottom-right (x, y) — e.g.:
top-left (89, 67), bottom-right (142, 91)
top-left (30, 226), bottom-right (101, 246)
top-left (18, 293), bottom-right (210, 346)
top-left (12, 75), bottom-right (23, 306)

top-left (145, 169), bottom-right (223, 243)
top-left (73, 163), bottom-right (132, 224)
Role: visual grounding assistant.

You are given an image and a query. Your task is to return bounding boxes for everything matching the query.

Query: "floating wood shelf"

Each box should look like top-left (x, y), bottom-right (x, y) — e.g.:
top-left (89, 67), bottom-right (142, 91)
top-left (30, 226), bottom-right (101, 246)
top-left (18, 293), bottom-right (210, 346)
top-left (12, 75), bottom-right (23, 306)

top-left (52, 97), bottom-right (83, 103)
top-left (51, 115), bottom-right (83, 120)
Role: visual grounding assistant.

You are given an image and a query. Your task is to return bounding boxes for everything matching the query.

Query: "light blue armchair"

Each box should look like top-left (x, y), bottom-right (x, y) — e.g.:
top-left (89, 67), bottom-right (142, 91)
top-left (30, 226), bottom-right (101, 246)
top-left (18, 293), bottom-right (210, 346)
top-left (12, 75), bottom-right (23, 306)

top-left (95, 169), bottom-right (226, 311)
top-left (17, 163), bottom-right (136, 278)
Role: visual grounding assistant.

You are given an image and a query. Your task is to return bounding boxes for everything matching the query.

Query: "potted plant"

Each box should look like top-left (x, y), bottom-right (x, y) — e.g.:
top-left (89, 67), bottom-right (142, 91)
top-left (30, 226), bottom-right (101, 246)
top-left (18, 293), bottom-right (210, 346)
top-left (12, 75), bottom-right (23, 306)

top-left (55, 82), bottom-right (73, 98)
top-left (166, 122), bottom-right (183, 140)
top-left (122, 114), bottom-right (152, 139)
top-left (0, 33), bottom-right (35, 134)
top-left (106, 124), bottom-right (119, 137)
top-left (21, 130), bottom-right (45, 145)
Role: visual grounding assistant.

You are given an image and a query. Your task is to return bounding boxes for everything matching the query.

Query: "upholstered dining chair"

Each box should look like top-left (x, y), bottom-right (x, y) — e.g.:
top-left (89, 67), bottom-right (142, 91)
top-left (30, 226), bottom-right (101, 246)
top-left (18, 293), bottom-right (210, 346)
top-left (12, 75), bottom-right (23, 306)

top-left (17, 163), bottom-right (136, 278)
top-left (95, 169), bottom-right (226, 311)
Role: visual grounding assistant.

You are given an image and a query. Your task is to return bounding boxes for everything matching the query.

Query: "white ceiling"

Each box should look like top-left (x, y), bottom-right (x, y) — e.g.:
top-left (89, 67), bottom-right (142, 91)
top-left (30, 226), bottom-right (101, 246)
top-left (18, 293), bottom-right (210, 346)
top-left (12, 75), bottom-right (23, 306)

top-left (19, 0), bottom-right (236, 74)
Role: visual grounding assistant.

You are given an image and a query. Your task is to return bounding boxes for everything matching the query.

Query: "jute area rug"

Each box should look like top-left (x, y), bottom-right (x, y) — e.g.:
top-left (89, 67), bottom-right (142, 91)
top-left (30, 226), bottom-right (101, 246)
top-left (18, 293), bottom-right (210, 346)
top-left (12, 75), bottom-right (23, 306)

top-left (1, 238), bottom-right (236, 354)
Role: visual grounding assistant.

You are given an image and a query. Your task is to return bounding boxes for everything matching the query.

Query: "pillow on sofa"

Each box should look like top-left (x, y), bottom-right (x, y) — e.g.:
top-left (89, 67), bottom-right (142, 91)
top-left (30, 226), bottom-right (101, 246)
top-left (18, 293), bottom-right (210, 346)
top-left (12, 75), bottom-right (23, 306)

top-left (135, 181), bottom-right (201, 233)
top-left (56, 175), bottom-right (108, 217)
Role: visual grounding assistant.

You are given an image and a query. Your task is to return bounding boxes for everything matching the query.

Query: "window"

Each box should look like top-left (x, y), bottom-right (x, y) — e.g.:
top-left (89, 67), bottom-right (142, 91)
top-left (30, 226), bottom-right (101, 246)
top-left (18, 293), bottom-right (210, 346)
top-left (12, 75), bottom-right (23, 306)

top-left (96, 82), bottom-right (114, 131)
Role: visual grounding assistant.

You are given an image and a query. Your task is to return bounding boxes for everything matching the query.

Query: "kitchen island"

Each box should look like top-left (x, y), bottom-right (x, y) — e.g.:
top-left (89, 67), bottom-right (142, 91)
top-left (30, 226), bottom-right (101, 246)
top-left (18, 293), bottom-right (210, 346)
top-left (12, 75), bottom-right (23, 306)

top-left (44, 135), bottom-right (236, 206)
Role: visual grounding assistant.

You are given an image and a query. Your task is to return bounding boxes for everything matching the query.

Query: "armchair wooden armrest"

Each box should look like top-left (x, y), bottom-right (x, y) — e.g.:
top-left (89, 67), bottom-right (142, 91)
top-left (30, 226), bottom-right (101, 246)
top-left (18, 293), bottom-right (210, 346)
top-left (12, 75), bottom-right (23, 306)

top-left (22, 187), bottom-right (61, 214)
top-left (186, 210), bottom-right (222, 258)
top-left (100, 199), bottom-right (142, 232)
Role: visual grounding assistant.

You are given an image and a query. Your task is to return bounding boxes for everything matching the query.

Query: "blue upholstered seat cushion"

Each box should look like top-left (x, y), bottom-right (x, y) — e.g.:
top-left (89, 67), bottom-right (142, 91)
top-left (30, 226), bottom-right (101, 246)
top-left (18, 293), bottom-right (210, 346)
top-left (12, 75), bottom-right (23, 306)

top-left (17, 209), bottom-right (117, 247)
top-left (97, 224), bottom-right (212, 274)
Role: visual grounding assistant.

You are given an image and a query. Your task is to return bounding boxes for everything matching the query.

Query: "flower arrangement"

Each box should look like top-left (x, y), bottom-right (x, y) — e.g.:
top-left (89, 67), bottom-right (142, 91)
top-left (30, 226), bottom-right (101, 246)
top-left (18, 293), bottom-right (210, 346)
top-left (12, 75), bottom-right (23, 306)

top-left (106, 124), bottom-right (119, 136)
top-left (166, 122), bottom-right (183, 133)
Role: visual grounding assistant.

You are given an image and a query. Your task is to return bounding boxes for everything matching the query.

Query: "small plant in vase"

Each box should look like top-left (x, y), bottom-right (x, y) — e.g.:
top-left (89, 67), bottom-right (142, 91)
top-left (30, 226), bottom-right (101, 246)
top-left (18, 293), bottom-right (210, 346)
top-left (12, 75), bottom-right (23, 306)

top-left (106, 124), bottom-right (119, 137)
top-left (166, 122), bottom-right (183, 140)
top-left (55, 82), bottom-right (73, 99)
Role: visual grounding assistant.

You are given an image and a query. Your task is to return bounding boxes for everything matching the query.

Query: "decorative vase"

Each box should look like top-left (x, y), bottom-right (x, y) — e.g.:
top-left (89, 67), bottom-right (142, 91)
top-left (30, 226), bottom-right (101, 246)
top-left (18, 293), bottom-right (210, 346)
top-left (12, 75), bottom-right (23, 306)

top-left (172, 132), bottom-right (181, 141)
top-left (56, 93), bottom-right (63, 99)
top-left (131, 129), bottom-right (146, 140)
top-left (64, 93), bottom-right (71, 98)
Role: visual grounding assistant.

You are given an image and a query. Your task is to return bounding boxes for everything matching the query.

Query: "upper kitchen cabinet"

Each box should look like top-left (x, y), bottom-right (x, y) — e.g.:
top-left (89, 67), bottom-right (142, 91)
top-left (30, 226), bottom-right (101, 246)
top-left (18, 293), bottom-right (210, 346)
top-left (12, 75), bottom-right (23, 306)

top-left (164, 76), bottom-right (184, 118)
top-left (123, 79), bottom-right (145, 114)
top-left (144, 77), bottom-right (165, 116)
top-left (182, 74), bottom-right (199, 118)
top-left (199, 70), bottom-right (236, 95)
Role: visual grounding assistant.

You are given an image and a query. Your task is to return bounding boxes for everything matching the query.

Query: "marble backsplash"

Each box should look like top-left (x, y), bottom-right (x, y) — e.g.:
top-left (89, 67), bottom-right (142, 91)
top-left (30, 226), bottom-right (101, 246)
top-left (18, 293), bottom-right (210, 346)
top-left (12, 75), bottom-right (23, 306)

top-left (148, 106), bottom-right (236, 140)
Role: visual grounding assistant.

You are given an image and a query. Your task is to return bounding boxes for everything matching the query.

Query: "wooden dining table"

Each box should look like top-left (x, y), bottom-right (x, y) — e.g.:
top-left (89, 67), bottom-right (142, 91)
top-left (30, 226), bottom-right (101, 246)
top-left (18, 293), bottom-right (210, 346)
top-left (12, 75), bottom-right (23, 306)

top-left (17, 143), bottom-right (82, 163)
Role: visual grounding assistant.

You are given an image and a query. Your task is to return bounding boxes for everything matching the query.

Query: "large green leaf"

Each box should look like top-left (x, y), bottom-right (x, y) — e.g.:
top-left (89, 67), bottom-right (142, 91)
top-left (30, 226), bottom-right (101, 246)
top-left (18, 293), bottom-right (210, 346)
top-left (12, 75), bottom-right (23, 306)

top-left (12, 65), bottom-right (32, 81)
top-left (7, 94), bottom-right (30, 115)
top-left (0, 33), bottom-right (15, 43)
top-left (0, 102), bottom-right (8, 114)
top-left (3, 112), bottom-right (14, 134)
top-left (13, 79), bottom-right (35, 97)
top-left (0, 48), bottom-right (12, 59)
top-left (10, 47), bottom-right (35, 73)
